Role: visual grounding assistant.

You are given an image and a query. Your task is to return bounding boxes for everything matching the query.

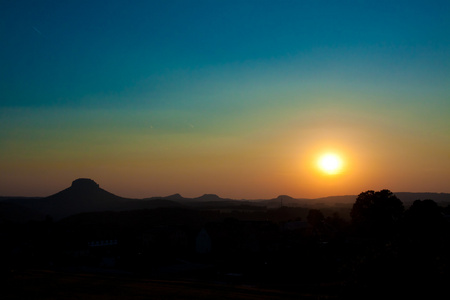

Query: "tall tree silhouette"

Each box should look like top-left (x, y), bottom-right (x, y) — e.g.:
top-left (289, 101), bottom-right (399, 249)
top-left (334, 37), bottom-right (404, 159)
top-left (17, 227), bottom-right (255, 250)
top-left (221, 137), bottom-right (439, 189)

top-left (404, 199), bottom-right (446, 241)
top-left (350, 189), bottom-right (404, 238)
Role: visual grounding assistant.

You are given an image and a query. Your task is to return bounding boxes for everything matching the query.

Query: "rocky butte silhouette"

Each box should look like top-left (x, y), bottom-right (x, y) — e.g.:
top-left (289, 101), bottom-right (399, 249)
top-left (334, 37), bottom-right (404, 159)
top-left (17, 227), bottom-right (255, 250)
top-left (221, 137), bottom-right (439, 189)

top-left (193, 194), bottom-right (227, 202)
top-left (3, 178), bottom-right (180, 220)
top-left (41, 178), bottom-right (127, 216)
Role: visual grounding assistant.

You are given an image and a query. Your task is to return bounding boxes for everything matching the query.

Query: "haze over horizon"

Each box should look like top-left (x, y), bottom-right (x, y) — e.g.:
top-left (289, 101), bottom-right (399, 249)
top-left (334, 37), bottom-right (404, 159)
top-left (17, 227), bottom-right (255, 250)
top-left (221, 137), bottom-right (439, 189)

top-left (1, 1), bottom-right (449, 199)
top-left (2, 177), bottom-right (449, 202)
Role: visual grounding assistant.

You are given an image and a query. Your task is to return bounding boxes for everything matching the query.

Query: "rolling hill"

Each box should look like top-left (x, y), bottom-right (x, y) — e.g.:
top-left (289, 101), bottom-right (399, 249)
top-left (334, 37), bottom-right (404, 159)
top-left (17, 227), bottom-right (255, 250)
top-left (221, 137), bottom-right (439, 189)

top-left (2, 178), bottom-right (450, 221)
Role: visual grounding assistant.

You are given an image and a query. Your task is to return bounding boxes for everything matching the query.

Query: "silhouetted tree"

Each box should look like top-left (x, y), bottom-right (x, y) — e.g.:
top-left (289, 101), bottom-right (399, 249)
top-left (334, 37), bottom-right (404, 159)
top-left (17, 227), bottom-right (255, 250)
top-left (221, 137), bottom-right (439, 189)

top-left (398, 200), bottom-right (450, 297)
top-left (324, 212), bottom-right (349, 236)
top-left (404, 199), bottom-right (446, 241)
top-left (350, 189), bottom-right (404, 238)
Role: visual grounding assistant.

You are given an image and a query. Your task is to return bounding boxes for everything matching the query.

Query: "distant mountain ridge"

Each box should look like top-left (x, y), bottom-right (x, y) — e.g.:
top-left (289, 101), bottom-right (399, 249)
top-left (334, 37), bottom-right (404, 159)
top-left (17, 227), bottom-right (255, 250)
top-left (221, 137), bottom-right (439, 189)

top-left (147, 191), bottom-right (450, 208)
top-left (1, 178), bottom-right (450, 221)
top-left (145, 193), bottom-right (234, 203)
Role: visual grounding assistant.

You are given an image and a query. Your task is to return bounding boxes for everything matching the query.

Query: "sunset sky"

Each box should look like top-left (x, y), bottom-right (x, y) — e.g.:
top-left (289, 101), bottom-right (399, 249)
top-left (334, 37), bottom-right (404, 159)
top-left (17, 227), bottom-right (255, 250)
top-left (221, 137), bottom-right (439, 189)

top-left (1, 0), bottom-right (449, 199)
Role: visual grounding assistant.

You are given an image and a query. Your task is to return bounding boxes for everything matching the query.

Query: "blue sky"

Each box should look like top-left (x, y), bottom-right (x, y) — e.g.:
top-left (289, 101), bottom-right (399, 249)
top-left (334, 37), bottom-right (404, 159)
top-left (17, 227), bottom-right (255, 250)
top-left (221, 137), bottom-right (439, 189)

top-left (2, 0), bottom-right (448, 107)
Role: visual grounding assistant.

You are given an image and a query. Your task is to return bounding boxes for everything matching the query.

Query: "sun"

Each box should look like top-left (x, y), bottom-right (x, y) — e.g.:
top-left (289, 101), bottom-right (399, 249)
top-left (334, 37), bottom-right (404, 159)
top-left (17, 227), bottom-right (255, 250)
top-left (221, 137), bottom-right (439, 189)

top-left (318, 153), bottom-right (343, 175)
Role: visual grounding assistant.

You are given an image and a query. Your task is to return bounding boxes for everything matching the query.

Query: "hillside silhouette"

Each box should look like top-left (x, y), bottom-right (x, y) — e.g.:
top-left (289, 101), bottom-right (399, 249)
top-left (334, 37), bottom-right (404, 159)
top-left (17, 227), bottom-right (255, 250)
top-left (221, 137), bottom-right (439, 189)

top-left (2, 185), bottom-right (450, 299)
top-left (2, 178), bottom-right (450, 222)
top-left (2, 179), bottom-right (180, 220)
top-left (0, 201), bottom-right (45, 223)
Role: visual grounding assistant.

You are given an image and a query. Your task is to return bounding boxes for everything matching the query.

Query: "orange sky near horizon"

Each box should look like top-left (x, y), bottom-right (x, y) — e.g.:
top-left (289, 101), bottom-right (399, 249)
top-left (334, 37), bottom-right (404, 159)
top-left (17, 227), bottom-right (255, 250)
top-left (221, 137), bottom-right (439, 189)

top-left (1, 104), bottom-right (448, 200)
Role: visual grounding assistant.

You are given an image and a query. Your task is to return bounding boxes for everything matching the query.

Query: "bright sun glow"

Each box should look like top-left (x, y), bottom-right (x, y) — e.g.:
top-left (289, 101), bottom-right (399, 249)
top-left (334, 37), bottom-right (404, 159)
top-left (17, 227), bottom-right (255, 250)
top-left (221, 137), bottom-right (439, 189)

top-left (318, 153), bottom-right (343, 175)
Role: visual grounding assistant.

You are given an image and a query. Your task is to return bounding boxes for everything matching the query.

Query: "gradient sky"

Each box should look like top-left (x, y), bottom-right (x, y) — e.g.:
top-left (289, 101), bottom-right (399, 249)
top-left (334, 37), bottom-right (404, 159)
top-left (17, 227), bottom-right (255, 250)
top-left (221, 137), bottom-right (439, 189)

top-left (1, 0), bottom-right (449, 199)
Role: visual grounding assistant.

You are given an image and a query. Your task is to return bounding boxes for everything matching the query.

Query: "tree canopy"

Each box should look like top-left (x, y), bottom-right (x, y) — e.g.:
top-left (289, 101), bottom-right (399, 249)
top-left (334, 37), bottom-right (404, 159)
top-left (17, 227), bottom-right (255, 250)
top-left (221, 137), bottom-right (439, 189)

top-left (350, 189), bottom-right (404, 237)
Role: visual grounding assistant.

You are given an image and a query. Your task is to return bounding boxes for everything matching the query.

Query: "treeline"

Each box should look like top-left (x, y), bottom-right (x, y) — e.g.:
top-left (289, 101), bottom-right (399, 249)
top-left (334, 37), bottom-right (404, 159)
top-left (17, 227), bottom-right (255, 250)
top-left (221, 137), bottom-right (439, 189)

top-left (1, 189), bottom-right (450, 299)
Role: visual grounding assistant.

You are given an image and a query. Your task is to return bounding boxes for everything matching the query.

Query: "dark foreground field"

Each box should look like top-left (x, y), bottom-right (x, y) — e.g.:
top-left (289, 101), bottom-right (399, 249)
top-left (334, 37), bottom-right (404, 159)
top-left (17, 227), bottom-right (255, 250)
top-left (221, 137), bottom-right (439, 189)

top-left (1, 269), bottom-right (335, 300)
top-left (3, 192), bottom-right (450, 299)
